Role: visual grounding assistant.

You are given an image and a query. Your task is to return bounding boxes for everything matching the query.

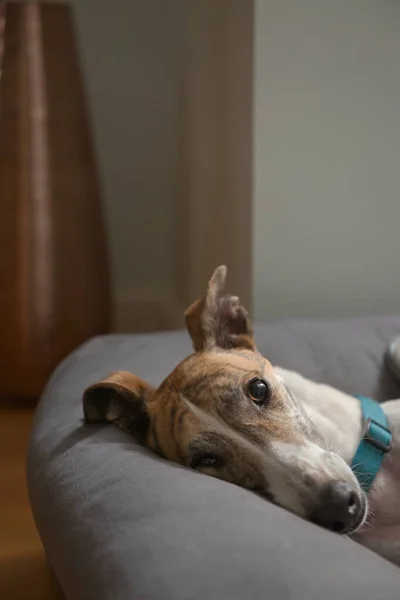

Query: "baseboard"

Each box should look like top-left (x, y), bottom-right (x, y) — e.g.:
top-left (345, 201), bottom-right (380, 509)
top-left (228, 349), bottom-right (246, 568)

top-left (112, 286), bottom-right (184, 334)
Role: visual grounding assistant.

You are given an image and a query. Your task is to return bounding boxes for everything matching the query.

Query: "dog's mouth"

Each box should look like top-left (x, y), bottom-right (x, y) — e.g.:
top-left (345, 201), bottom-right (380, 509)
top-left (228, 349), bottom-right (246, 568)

top-left (343, 493), bottom-right (368, 535)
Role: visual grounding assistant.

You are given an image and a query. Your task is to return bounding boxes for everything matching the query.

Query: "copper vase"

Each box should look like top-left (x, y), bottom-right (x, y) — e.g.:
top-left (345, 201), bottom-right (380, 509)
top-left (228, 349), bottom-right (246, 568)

top-left (0, 3), bottom-right (111, 399)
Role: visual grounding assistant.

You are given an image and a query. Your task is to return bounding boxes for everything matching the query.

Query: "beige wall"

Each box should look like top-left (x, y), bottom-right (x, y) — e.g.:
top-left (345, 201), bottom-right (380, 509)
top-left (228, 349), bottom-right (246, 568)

top-left (253, 0), bottom-right (400, 320)
top-left (50, 0), bottom-right (182, 330)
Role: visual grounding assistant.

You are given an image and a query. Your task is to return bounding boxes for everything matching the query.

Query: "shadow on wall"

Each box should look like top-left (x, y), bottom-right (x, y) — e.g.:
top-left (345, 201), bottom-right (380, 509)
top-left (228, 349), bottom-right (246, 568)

top-left (71, 0), bottom-right (253, 333)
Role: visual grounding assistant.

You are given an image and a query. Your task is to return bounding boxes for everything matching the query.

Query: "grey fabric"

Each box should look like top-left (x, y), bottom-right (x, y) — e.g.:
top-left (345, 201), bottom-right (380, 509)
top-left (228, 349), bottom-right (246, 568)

top-left (387, 335), bottom-right (400, 380)
top-left (27, 315), bottom-right (400, 600)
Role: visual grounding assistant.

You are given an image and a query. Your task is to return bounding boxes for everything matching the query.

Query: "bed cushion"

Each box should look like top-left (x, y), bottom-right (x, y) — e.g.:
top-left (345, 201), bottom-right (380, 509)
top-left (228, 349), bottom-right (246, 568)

top-left (27, 314), bottom-right (400, 600)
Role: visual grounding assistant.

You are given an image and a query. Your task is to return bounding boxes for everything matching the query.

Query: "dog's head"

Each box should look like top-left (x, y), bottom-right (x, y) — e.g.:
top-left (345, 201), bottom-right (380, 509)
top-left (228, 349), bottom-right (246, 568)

top-left (84, 266), bottom-right (367, 533)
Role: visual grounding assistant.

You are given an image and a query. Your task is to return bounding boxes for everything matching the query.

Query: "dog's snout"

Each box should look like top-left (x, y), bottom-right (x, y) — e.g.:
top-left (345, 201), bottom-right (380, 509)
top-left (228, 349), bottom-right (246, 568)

top-left (310, 481), bottom-right (363, 534)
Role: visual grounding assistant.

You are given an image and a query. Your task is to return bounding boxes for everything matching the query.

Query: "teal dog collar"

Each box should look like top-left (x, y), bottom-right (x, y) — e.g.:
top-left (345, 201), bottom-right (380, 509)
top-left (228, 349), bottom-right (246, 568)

top-left (350, 395), bottom-right (392, 493)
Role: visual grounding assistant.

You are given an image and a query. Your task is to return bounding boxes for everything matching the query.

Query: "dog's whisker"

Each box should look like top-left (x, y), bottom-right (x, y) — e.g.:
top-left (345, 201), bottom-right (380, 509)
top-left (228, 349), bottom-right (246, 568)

top-left (350, 461), bottom-right (363, 470)
top-left (355, 515), bottom-right (376, 535)
top-left (327, 443), bottom-right (341, 455)
top-left (306, 410), bottom-right (319, 423)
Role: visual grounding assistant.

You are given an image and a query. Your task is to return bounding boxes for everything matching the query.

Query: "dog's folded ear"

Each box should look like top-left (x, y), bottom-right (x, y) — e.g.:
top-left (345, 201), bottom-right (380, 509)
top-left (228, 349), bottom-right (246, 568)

top-left (83, 371), bottom-right (154, 443)
top-left (184, 265), bottom-right (256, 352)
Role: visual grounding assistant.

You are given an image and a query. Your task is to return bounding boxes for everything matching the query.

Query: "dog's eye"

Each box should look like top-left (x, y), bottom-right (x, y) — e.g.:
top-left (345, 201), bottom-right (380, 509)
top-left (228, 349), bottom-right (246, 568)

top-left (247, 378), bottom-right (270, 406)
top-left (190, 453), bottom-right (222, 470)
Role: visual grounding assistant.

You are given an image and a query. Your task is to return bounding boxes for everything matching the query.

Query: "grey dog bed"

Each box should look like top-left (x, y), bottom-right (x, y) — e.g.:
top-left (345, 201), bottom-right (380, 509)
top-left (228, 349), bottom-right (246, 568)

top-left (27, 315), bottom-right (400, 600)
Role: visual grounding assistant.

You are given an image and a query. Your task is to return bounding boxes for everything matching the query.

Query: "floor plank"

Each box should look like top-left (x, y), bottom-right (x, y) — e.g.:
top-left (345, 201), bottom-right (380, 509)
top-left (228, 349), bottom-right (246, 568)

top-left (0, 407), bottom-right (63, 599)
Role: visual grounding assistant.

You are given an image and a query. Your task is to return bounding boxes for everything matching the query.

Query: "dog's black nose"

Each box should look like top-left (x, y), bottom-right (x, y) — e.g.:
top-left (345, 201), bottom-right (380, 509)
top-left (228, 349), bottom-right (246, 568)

top-left (310, 481), bottom-right (363, 533)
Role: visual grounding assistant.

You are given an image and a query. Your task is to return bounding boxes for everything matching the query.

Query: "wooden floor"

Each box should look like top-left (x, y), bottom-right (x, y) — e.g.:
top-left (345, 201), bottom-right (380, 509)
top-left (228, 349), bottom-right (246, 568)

top-left (0, 406), bottom-right (63, 599)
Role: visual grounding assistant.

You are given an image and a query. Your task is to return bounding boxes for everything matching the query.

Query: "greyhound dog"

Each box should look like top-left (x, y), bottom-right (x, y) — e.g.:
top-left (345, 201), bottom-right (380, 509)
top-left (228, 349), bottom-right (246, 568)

top-left (83, 266), bottom-right (400, 567)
